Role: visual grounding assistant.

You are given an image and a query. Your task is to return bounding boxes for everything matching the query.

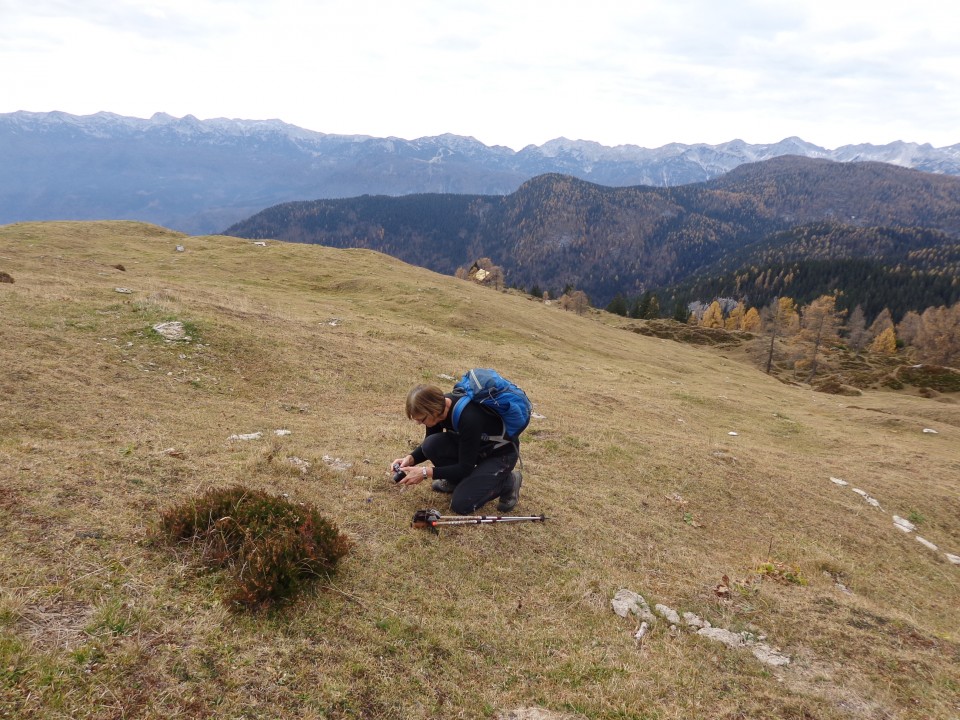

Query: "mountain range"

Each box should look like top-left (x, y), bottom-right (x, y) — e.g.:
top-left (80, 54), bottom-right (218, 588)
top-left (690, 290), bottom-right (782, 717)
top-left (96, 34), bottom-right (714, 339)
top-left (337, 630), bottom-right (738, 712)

top-left (3, 111), bottom-right (959, 235)
top-left (226, 157), bottom-right (960, 316)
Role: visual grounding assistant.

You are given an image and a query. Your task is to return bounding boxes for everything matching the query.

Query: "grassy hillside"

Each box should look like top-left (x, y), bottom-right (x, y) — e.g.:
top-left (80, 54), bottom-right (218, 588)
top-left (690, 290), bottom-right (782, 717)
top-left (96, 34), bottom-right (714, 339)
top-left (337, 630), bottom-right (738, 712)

top-left (1, 221), bottom-right (958, 720)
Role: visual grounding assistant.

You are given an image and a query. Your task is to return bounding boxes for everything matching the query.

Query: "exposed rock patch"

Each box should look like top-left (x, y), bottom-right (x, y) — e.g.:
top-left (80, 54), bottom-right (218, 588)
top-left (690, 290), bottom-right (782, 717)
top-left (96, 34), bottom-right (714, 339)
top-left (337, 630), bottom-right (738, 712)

top-left (611, 590), bottom-right (791, 668)
top-left (152, 321), bottom-right (189, 341)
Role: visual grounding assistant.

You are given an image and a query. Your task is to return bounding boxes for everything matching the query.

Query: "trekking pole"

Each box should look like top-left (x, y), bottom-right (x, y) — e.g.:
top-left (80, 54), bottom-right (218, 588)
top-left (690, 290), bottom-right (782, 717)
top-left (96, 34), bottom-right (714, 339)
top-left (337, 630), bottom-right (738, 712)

top-left (411, 508), bottom-right (548, 532)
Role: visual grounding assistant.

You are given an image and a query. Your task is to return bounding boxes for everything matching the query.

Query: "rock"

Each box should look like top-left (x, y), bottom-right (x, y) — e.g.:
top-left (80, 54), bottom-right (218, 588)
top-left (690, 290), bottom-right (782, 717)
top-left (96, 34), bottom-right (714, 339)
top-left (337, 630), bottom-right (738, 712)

top-left (634, 622), bottom-right (649, 640)
top-left (152, 321), bottom-right (187, 341)
top-left (945, 554), bottom-right (960, 565)
top-left (915, 536), bottom-right (939, 551)
top-left (698, 627), bottom-right (744, 649)
top-left (322, 455), bottom-right (353, 472)
top-left (851, 488), bottom-right (881, 508)
top-left (287, 457), bottom-right (311, 474)
top-left (253, 241), bottom-right (267, 247)
top-left (698, 627), bottom-right (790, 667)
top-left (611, 589), bottom-right (641, 618)
top-left (611, 589), bottom-right (655, 623)
top-left (497, 708), bottom-right (587, 720)
top-left (751, 644), bottom-right (791, 667)
top-left (114, 287), bottom-right (134, 294)
top-left (654, 604), bottom-right (681, 625)
top-left (175, 245), bottom-right (185, 252)
top-left (228, 432), bottom-right (262, 441)
top-left (274, 429), bottom-right (292, 436)
top-left (829, 477), bottom-right (848, 486)
top-left (892, 515), bottom-right (916, 533)
top-left (922, 428), bottom-right (938, 434)
top-left (682, 611), bottom-right (710, 629)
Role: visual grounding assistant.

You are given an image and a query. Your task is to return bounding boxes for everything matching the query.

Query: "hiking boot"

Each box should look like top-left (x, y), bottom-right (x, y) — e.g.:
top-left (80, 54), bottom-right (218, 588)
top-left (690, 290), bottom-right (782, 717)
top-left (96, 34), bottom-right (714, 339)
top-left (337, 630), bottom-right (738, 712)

top-left (431, 478), bottom-right (455, 493)
top-left (497, 470), bottom-right (522, 513)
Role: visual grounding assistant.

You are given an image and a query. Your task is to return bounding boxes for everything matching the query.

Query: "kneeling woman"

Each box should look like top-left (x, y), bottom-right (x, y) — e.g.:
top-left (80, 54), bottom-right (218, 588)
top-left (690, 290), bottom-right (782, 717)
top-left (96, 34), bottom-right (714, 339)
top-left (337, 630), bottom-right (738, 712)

top-left (391, 384), bottom-right (521, 514)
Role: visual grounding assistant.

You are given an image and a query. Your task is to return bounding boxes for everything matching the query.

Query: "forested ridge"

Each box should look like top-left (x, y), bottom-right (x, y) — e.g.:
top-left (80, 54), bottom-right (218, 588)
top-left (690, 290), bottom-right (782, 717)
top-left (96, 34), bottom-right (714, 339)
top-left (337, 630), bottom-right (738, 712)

top-left (661, 223), bottom-right (960, 320)
top-left (225, 156), bottom-right (960, 316)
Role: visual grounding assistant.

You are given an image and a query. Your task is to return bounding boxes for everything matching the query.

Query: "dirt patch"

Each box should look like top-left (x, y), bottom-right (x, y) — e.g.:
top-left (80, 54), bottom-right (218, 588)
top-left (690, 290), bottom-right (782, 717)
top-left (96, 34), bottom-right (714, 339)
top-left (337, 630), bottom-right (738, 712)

top-left (17, 599), bottom-right (95, 651)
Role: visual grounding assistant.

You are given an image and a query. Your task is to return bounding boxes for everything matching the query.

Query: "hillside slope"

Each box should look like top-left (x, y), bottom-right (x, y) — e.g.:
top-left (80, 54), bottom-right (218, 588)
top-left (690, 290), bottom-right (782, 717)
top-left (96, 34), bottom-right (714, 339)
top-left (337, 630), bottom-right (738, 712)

top-left (1, 221), bottom-right (958, 719)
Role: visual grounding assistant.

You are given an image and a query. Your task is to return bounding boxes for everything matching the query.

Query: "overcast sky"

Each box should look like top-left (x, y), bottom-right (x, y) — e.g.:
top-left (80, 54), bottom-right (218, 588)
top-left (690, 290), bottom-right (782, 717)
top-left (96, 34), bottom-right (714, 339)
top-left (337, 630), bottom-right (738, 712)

top-left (2, 0), bottom-right (958, 151)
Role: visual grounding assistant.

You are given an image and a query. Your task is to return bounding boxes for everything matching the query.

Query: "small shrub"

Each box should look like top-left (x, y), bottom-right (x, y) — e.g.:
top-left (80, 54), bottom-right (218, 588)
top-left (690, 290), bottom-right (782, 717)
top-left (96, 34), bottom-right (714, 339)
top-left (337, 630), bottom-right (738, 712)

top-left (756, 560), bottom-right (807, 586)
top-left (157, 484), bottom-right (351, 610)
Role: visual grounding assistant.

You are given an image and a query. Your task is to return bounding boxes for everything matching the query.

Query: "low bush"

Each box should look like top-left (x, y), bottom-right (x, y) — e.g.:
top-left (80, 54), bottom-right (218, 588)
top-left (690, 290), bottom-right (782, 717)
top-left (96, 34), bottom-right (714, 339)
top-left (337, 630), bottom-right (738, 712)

top-left (157, 484), bottom-right (351, 610)
top-left (897, 364), bottom-right (960, 393)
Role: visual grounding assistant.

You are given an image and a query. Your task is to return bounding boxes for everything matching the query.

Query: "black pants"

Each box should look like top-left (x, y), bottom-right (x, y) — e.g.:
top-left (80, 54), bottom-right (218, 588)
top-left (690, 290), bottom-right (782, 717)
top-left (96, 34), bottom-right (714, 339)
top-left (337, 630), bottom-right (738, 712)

top-left (420, 432), bottom-right (518, 515)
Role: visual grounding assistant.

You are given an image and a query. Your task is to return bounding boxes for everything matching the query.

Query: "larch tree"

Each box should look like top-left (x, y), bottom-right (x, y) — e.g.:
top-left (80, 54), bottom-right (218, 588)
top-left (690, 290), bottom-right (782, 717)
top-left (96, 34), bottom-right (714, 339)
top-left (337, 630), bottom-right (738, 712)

top-left (896, 310), bottom-right (923, 347)
top-left (914, 303), bottom-right (960, 366)
top-left (725, 301), bottom-right (746, 330)
top-left (760, 297), bottom-right (800, 374)
top-left (867, 308), bottom-right (894, 342)
top-left (797, 294), bottom-right (846, 382)
top-left (560, 290), bottom-right (591, 316)
top-left (700, 300), bottom-right (725, 329)
top-left (869, 327), bottom-right (898, 355)
top-left (845, 304), bottom-right (869, 356)
top-left (742, 307), bottom-right (762, 333)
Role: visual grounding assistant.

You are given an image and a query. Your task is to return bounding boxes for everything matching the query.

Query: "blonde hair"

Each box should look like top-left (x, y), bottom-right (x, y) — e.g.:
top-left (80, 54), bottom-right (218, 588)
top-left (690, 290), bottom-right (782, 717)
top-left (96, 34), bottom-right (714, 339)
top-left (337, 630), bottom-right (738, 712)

top-left (406, 384), bottom-right (446, 420)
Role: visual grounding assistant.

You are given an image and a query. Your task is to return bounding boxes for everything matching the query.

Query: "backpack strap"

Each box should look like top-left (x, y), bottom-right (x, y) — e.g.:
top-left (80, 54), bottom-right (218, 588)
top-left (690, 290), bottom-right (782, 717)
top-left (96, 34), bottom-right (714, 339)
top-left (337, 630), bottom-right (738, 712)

top-left (450, 394), bottom-right (515, 451)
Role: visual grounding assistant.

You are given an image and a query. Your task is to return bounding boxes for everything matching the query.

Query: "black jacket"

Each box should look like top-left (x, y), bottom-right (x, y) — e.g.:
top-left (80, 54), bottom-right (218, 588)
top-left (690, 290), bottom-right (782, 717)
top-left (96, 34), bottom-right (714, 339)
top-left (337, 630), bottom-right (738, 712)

top-left (410, 394), bottom-right (516, 483)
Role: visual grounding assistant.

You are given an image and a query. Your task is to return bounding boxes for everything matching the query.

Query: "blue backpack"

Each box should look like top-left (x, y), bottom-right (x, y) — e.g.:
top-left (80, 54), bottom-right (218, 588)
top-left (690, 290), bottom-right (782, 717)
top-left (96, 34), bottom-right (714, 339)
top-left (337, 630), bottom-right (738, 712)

top-left (450, 368), bottom-right (532, 449)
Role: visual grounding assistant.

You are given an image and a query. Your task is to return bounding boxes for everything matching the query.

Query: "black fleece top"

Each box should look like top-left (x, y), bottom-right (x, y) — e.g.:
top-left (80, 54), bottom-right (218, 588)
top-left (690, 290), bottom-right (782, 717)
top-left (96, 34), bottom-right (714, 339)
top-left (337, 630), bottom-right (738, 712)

top-left (410, 394), bottom-right (516, 483)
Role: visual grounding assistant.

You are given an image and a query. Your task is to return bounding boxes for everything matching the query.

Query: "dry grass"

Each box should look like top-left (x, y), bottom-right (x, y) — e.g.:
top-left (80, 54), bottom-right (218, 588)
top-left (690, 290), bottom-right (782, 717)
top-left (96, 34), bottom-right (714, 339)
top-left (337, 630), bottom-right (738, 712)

top-left (1, 220), bottom-right (959, 720)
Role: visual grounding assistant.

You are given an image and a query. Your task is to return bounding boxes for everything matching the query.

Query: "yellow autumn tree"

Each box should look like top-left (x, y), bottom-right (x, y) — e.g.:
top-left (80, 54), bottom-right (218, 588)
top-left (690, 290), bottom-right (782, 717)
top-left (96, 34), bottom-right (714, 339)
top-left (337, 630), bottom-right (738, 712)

top-left (725, 301), bottom-right (746, 330)
top-left (869, 327), bottom-right (897, 355)
top-left (742, 307), bottom-right (762, 332)
top-left (700, 301), bottom-right (724, 328)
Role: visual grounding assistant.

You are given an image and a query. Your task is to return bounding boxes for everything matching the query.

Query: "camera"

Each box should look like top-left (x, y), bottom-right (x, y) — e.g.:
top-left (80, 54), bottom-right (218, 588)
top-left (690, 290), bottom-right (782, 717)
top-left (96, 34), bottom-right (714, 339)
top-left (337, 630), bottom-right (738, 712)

top-left (392, 463), bottom-right (406, 483)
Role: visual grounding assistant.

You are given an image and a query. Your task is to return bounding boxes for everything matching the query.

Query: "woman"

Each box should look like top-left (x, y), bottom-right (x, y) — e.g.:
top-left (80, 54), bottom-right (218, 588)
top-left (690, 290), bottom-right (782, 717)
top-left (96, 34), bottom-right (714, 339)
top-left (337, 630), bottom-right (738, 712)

top-left (391, 384), bottom-right (522, 515)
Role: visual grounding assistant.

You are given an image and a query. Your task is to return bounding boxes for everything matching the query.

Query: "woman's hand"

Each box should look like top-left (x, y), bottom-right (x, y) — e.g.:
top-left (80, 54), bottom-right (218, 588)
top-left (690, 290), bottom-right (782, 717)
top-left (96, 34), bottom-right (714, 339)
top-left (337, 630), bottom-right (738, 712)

top-left (390, 454), bottom-right (414, 471)
top-left (398, 465), bottom-right (430, 486)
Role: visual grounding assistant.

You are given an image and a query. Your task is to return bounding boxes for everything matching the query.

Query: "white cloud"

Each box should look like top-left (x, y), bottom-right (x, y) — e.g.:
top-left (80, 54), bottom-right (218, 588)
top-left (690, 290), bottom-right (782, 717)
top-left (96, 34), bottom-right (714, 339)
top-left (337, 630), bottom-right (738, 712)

top-left (1, 0), bottom-right (958, 149)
